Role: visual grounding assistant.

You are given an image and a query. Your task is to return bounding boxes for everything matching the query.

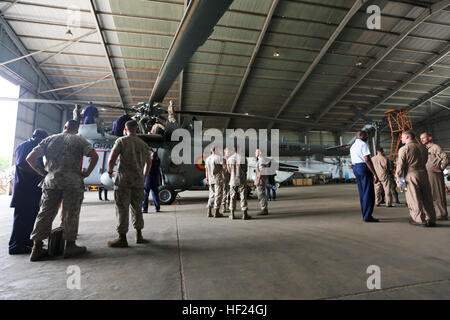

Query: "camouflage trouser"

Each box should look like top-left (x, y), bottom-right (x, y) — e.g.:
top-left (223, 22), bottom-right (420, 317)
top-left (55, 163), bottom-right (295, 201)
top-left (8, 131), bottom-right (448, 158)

top-left (221, 184), bottom-right (230, 205)
top-left (31, 188), bottom-right (84, 242)
top-left (114, 187), bottom-right (145, 234)
top-left (207, 183), bottom-right (223, 209)
top-left (256, 177), bottom-right (268, 210)
top-left (229, 185), bottom-right (248, 211)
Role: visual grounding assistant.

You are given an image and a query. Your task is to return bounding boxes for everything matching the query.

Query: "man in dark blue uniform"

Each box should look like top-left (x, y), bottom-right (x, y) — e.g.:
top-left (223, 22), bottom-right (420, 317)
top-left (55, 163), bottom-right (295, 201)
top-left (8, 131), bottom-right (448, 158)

top-left (9, 129), bottom-right (48, 254)
top-left (82, 103), bottom-right (99, 125)
top-left (142, 151), bottom-right (161, 213)
top-left (350, 130), bottom-right (379, 222)
top-left (111, 114), bottom-right (132, 137)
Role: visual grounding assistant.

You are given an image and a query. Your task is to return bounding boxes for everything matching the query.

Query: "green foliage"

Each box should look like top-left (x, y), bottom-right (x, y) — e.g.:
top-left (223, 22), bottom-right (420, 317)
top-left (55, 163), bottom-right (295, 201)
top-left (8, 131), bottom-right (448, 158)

top-left (0, 155), bottom-right (12, 173)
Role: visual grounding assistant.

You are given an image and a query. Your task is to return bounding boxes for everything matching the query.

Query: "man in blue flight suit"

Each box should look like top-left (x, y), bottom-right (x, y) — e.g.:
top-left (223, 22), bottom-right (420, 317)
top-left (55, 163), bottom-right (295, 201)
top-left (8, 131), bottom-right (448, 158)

top-left (142, 150), bottom-right (161, 213)
top-left (82, 102), bottom-right (99, 125)
top-left (111, 114), bottom-right (132, 137)
top-left (9, 129), bottom-right (48, 254)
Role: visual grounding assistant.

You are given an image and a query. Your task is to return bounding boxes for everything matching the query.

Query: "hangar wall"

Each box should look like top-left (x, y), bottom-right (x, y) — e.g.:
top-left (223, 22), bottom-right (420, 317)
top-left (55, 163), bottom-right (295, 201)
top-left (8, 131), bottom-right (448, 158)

top-left (0, 19), bottom-right (65, 154)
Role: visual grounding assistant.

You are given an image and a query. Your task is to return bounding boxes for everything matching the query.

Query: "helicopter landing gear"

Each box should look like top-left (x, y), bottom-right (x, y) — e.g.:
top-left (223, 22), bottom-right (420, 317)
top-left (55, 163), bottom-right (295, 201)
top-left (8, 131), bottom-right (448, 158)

top-left (158, 186), bottom-right (177, 205)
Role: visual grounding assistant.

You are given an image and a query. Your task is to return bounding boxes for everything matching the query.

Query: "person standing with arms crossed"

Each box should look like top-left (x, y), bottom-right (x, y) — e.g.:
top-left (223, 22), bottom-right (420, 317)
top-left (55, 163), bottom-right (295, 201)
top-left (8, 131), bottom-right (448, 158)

top-left (9, 130), bottom-right (48, 255)
top-left (396, 131), bottom-right (436, 227)
top-left (107, 120), bottom-right (152, 247)
top-left (420, 132), bottom-right (449, 221)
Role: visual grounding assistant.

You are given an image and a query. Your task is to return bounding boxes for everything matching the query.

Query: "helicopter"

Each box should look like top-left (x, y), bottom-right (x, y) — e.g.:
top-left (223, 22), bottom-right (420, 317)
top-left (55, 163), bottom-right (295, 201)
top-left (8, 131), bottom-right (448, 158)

top-left (0, 0), bottom-right (370, 204)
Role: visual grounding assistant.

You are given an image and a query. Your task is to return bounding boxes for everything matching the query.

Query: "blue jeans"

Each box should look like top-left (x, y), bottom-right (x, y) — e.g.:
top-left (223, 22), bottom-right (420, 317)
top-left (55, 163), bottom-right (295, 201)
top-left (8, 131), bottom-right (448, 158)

top-left (353, 163), bottom-right (375, 221)
top-left (266, 185), bottom-right (276, 200)
top-left (143, 175), bottom-right (160, 212)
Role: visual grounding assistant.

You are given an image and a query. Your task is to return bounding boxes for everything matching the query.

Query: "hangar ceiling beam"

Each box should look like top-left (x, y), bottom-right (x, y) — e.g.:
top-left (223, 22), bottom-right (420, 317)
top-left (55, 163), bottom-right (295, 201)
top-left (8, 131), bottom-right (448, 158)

top-left (346, 44), bottom-right (450, 129)
top-left (268, 0), bottom-right (365, 130)
top-left (224, 0), bottom-right (280, 129)
top-left (88, 0), bottom-right (124, 108)
top-left (0, 15), bottom-right (63, 110)
top-left (314, 0), bottom-right (450, 124)
top-left (409, 78), bottom-right (450, 112)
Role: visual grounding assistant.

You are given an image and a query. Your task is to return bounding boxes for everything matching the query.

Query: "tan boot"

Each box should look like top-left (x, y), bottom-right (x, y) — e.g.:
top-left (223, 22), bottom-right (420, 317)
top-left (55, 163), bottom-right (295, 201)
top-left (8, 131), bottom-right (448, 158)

top-left (257, 208), bottom-right (268, 216)
top-left (30, 241), bottom-right (49, 262)
top-left (242, 210), bottom-right (252, 220)
top-left (207, 207), bottom-right (213, 218)
top-left (108, 233), bottom-right (128, 248)
top-left (135, 230), bottom-right (148, 244)
top-left (220, 204), bottom-right (226, 214)
top-left (214, 208), bottom-right (223, 218)
top-left (225, 203), bottom-right (229, 211)
top-left (229, 210), bottom-right (235, 220)
top-left (64, 240), bottom-right (87, 258)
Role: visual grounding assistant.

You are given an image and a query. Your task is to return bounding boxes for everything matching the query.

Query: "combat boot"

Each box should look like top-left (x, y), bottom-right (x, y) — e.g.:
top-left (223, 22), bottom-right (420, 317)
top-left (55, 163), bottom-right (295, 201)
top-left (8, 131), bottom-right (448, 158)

top-left (207, 207), bottom-right (213, 217)
top-left (214, 208), bottom-right (223, 218)
top-left (108, 233), bottom-right (128, 248)
top-left (64, 241), bottom-right (87, 258)
top-left (229, 210), bottom-right (235, 220)
top-left (30, 240), bottom-right (49, 262)
top-left (136, 229), bottom-right (148, 244)
top-left (257, 208), bottom-right (268, 216)
top-left (242, 210), bottom-right (252, 220)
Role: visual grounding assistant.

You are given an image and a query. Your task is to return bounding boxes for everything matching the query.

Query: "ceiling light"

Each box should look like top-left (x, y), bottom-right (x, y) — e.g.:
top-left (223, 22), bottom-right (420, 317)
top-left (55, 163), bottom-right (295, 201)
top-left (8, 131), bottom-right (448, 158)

top-left (65, 28), bottom-right (73, 37)
top-left (355, 60), bottom-right (363, 67)
top-left (273, 50), bottom-right (280, 57)
top-left (428, 67), bottom-right (434, 73)
top-left (305, 115), bottom-right (310, 119)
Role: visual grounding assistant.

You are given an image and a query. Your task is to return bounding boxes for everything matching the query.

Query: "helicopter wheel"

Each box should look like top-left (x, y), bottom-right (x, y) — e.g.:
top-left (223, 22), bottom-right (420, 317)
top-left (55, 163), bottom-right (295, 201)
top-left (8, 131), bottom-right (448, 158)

top-left (158, 186), bottom-right (177, 205)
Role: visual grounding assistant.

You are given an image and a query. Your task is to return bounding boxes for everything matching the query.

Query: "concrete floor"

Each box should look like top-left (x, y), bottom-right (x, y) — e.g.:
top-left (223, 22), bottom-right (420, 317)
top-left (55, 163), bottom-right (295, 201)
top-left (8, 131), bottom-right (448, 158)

top-left (0, 184), bottom-right (449, 300)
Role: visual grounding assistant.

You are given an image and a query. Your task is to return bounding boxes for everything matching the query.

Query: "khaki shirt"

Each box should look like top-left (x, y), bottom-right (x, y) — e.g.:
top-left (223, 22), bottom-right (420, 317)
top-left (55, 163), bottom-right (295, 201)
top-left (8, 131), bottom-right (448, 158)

top-left (396, 141), bottom-right (428, 178)
top-left (371, 154), bottom-right (389, 179)
top-left (205, 154), bottom-right (223, 184)
top-left (33, 132), bottom-right (94, 190)
top-left (227, 154), bottom-right (247, 187)
top-left (425, 143), bottom-right (449, 172)
top-left (112, 135), bottom-right (150, 188)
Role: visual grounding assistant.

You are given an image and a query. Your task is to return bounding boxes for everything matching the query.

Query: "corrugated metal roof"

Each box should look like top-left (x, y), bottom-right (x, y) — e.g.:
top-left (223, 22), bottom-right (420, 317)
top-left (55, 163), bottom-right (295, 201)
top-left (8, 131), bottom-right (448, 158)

top-left (0, 0), bottom-right (448, 130)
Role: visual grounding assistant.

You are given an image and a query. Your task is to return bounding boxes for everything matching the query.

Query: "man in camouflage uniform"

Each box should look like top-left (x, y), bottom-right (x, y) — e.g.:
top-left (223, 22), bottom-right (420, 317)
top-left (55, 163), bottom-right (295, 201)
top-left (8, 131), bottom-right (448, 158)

top-left (221, 148), bottom-right (231, 214)
top-left (396, 131), bottom-right (436, 227)
top-left (420, 132), bottom-right (449, 220)
top-left (227, 146), bottom-right (251, 220)
top-left (255, 149), bottom-right (269, 215)
top-left (205, 147), bottom-right (224, 218)
top-left (107, 120), bottom-right (152, 247)
top-left (26, 120), bottom-right (99, 261)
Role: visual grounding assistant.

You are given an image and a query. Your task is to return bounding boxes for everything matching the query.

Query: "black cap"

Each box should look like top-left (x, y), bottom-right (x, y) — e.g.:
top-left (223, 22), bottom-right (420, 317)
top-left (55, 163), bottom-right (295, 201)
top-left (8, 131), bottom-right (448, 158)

top-left (32, 129), bottom-right (48, 140)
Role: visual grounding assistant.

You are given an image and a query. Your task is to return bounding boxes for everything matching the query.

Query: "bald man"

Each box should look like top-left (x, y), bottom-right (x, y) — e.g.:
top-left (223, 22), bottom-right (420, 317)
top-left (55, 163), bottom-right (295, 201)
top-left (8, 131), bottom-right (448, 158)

top-left (396, 131), bottom-right (436, 227)
top-left (350, 130), bottom-right (379, 222)
top-left (27, 120), bottom-right (99, 261)
top-left (420, 132), bottom-right (449, 221)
